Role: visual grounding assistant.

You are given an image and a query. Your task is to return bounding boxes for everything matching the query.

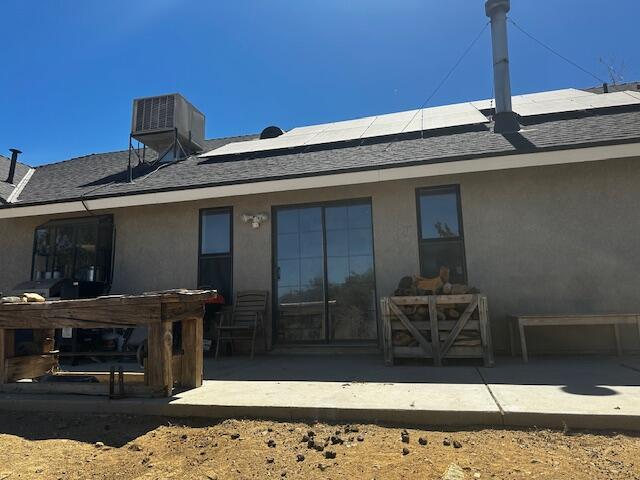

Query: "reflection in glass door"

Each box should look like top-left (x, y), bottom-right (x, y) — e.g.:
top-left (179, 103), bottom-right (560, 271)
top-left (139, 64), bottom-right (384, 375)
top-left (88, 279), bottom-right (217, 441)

top-left (274, 200), bottom-right (377, 344)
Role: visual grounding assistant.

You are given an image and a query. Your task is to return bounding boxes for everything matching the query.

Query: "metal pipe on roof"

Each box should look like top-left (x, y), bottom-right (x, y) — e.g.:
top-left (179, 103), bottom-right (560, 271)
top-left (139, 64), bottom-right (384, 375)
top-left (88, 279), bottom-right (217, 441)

top-left (485, 0), bottom-right (520, 133)
top-left (6, 148), bottom-right (21, 184)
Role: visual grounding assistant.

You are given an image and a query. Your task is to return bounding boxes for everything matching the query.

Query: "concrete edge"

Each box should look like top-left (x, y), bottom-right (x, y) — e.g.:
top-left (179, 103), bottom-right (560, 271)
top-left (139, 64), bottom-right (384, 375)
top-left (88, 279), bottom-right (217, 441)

top-left (0, 394), bottom-right (501, 427)
top-left (502, 411), bottom-right (640, 431)
top-left (2, 394), bottom-right (639, 431)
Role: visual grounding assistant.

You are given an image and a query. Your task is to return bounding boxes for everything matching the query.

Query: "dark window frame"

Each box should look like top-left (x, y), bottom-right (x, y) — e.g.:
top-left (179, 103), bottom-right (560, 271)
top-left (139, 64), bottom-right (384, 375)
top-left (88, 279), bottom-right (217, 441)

top-left (30, 214), bottom-right (114, 285)
top-left (415, 185), bottom-right (468, 283)
top-left (270, 197), bottom-right (378, 345)
top-left (198, 207), bottom-right (233, 302)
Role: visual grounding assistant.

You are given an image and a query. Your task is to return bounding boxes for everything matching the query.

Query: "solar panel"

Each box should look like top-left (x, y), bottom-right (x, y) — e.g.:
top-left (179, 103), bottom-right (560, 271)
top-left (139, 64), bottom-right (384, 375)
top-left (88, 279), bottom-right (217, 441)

top-left (200, 102), bottom-right (488, 157)
top-left (470, 88), bottom-right (596, 111)
top-left (514, 91), bottom-right (640, 116)
top-left (199, 88), bottom-right (639, 158)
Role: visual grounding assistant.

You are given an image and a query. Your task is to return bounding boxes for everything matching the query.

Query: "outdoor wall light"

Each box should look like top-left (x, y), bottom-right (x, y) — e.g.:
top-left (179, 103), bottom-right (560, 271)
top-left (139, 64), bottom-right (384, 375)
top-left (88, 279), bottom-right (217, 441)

top-left (242, 212), bottom-right (269, 229)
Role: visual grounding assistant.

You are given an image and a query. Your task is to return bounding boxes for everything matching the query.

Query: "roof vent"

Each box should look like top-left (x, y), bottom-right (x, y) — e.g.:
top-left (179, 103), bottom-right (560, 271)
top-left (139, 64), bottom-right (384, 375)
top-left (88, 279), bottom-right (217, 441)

top-left (260, 125), bottom-right (284, 139)
top-left (6, 148), bottom-right (21, 184)
top-left (131, 93), bottom-right (205, 161)
top-left (485, 0), bottom-right (520, 133)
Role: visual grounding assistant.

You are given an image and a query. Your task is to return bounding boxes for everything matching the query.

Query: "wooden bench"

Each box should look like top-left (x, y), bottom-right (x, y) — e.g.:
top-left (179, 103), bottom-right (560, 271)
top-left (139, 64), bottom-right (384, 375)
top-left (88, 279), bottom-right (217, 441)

top-left (509, 314), bottom-right (640, 363)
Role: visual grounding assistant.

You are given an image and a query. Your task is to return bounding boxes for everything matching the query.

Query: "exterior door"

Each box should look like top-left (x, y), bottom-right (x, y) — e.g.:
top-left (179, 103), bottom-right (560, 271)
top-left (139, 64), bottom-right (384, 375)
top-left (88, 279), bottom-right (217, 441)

top-left (273, 200), bottom-right (377, 344)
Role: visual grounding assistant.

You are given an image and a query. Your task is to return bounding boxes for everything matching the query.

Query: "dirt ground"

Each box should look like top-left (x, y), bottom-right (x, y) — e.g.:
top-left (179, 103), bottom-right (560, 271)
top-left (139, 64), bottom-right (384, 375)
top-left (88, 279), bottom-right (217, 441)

top-left (0, 413), bottom-right (638, 480)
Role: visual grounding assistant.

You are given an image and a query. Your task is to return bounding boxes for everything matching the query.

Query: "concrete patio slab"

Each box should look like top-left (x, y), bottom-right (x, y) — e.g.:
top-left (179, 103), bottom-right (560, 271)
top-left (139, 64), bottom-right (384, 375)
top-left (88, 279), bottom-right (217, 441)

top-left (480, 356), bottom-right (640, 430)
top-left (1, 355), bottom-right (639, 430)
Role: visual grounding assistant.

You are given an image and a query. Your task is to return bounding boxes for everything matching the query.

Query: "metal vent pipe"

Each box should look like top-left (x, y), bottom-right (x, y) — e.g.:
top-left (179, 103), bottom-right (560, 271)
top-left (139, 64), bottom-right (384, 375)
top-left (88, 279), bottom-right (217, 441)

top-left (485, 0), bottom-right (520, 133)
top-left (6, 148), bottom-right (21, 184)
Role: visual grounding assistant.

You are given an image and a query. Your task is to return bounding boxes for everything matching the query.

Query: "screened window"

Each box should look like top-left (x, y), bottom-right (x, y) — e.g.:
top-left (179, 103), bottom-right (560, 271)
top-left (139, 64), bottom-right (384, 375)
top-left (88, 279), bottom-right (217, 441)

top-left (198, 208), bottom-right (233, 302)
top-left (417, 186), bottom-right (467, 283)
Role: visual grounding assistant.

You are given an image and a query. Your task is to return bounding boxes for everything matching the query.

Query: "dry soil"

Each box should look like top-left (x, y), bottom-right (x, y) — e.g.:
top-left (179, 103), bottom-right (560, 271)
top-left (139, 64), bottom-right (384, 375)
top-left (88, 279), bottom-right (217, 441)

top-left (0, 412), bottom-right (638, 479)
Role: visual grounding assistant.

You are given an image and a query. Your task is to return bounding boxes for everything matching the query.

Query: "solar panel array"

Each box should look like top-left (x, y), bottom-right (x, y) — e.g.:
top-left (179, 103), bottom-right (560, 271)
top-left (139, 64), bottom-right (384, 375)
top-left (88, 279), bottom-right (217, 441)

top-left (200, 88), bottom-right (640, 158)
top-left (200, 102), bottom-right (488, 157)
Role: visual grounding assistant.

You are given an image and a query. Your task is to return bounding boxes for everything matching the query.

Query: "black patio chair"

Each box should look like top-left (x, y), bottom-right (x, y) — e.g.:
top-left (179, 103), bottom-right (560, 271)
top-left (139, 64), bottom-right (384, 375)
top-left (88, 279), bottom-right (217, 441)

top-left (215, 290), bottom-right (268, 360)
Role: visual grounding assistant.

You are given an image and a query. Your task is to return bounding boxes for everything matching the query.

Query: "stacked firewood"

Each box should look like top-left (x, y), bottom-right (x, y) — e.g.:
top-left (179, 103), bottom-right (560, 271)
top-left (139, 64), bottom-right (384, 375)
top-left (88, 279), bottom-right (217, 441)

top-left (391, 271), bottom-right (481, 348)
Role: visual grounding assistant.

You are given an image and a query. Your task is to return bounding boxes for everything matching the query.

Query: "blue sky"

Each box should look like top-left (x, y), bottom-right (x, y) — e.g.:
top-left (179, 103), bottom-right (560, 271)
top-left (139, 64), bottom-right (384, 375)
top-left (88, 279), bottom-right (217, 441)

top-left (1, 0), bottom-right (637, 166)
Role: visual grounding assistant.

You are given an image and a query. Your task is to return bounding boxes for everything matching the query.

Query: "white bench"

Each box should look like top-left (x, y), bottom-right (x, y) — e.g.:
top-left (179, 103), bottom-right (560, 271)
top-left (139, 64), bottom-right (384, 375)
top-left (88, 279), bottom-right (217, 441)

top-left (509, 314), bottom-right (640, 363)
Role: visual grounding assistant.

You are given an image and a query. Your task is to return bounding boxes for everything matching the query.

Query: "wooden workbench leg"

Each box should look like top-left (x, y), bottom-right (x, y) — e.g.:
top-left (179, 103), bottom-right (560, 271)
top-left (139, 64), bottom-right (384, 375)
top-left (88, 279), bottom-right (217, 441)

top-left (180, 317), bottom-right (203, 389)
top-left (147, 322), bottom-right (173, 396)
top-left (613, 324), bottom-right (622, 356)
top-left (519, 322), bottom-right (529, 363)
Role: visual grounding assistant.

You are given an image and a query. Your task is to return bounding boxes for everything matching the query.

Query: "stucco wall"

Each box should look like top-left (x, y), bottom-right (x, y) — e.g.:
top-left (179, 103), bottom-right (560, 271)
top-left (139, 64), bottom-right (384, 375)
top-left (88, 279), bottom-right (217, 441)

top-left (1, 156), bottom-right (639, 354)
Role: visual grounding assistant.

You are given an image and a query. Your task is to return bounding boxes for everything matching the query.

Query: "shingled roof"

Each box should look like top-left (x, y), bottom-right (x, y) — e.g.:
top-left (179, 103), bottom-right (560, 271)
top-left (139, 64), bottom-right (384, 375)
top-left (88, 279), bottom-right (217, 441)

top-left (3, 95), bottom-right (640, 209)
top-left (0, 155), bottom-right (32, 204)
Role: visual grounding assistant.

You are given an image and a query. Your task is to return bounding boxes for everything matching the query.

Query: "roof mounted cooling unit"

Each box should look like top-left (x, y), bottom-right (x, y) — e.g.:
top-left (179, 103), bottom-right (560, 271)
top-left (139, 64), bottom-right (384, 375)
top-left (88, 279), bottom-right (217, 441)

top-left (131, 93), bottom-right (205, 161)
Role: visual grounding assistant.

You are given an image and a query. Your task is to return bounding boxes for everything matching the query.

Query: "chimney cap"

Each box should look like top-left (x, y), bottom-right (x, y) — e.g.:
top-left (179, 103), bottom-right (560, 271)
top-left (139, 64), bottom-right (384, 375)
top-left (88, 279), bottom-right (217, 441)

top-left (9, 148), bottom-right (22, 155)
top-left (485, 0), bottom-right (510, 17)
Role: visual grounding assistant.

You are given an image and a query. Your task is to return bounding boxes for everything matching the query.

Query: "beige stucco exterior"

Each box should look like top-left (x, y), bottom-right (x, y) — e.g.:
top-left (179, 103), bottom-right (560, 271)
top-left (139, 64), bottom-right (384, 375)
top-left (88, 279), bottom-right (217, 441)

top-left (1, 156), bottom-right (639, 354)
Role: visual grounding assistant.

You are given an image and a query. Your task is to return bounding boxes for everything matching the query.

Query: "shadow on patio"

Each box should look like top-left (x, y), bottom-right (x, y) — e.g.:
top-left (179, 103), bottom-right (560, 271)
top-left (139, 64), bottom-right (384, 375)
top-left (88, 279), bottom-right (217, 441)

top-left (203, 353), bottom-right (640, 393)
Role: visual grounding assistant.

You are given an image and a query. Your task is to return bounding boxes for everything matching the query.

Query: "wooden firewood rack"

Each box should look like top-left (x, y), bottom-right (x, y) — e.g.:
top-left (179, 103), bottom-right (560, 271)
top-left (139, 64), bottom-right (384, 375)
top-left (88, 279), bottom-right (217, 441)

top-left (381, 294), bottom-right (494, 367)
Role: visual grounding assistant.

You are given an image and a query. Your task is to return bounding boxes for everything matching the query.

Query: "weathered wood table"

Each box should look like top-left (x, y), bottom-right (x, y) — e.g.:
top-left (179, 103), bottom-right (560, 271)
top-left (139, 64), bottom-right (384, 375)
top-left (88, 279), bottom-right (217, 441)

top-left (0, 290), bottom-right (216, 397)
top-left (509, 313), bottom-right (640, 363)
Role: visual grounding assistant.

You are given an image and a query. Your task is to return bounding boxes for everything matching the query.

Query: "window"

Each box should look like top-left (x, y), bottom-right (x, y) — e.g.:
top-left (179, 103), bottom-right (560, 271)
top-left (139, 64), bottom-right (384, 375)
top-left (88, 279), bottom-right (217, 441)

top-left (417, 186), bottom-right (467, 283)
top-left (31, 215), bottom-right (114, 284)
top-left (198, 208), bottom-right (233, 302)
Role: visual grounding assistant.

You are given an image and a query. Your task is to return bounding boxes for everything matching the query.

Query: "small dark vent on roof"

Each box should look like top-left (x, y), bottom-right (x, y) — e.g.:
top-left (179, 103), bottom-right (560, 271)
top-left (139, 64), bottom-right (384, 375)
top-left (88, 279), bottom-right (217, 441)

top-left (260, 125), bottom-right (284, 139)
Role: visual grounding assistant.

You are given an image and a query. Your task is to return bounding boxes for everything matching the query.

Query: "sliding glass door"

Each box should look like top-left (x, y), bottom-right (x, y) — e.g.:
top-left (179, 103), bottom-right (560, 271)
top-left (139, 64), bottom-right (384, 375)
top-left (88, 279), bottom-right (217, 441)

top-left (274, 200), bottom-right (377, 344)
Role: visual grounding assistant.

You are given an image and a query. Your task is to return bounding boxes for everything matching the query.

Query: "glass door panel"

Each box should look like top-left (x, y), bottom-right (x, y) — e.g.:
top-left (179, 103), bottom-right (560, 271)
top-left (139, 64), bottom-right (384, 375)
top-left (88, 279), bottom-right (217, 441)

top-left (325, 204), bottom-right (377, 342)
top-left (275, 206), bottom-right (325, 342)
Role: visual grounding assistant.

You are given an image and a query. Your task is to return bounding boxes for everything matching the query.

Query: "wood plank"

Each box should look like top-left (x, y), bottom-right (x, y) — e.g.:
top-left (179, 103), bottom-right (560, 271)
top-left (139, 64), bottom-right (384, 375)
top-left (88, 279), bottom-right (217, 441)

top-left (180, 317), bottom-right (203, 388)
top-left (380, 298), bottom-right (393, 366)
top-left (478, 296), bottom-right (495, 367)
top-left (388, 301), bottom-right (432, 355)
top-left (6, 354), bottom-right (58, 382)
top-left (146, 322), bottom-right (173, 396)
top-left (428, 296), bottom-right (441, 366)
top-left (53, 371), bottom-right (145, 384)
top-left (0, 303), bottom-right (162, 329)
top-left (391, 319), bottom-right (480, 331)
top-left (393, 345), bottom-right (484, 359)
top-left (440, 296), bottom-right (478, 357)
top-left (0, 291), bottom-right (215, 311)
top-left (390, 295), bottom-right (474, 305)
top-left (515, 314), bottom-right (639, 326)
top-left (0, 381), bottom-right (165, 398)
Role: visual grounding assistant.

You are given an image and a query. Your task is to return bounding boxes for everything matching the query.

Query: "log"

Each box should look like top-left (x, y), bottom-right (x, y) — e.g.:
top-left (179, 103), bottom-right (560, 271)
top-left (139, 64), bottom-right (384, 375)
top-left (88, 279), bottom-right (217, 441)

top-left (0, 382), bottom-right (165, 398)
top-left (6, 354), bottom-right (58, 382)
top-left (446, 309), bottom-right (460, 320)
top-left (450, 284), bottom-right (471, 295)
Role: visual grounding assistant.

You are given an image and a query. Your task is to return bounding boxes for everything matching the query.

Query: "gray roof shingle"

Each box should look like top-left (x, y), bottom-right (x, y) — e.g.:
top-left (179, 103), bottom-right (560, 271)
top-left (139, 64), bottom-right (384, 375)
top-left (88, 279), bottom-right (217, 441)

top-left (5, 108), bottom-right (640, 208)
top-left (0, 155), bottom-right (31, 204)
